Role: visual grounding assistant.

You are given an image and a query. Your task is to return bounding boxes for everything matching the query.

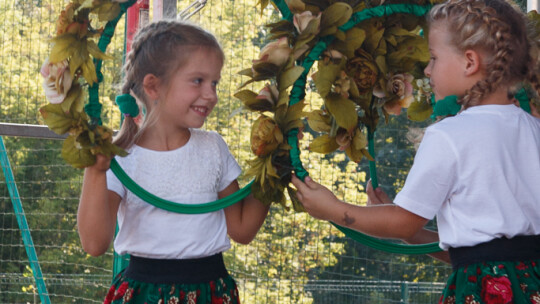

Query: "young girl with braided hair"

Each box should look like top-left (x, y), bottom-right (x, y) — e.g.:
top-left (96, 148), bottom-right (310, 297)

top-left (292, 0), bottom-right (540, 302)
top-left (78, 19), bottom-right (269, 303)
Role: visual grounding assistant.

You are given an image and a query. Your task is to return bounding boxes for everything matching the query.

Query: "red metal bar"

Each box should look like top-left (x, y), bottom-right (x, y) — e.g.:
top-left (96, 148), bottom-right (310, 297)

top-left (126, 0), bottom-right (150, 53)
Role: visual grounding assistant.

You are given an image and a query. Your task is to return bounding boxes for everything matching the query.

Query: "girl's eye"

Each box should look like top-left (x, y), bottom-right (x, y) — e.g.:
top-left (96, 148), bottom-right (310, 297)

top-left (193, 78), bottom-right (202, 84)
top-left (212, 81), bottom-right (219, 87)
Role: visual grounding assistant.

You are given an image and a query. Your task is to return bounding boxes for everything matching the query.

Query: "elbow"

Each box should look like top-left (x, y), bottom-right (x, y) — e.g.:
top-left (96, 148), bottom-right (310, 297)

top-left (230, 232), bottom-right (256, 245)
top-left (80, 239), bottom-right (110, 257)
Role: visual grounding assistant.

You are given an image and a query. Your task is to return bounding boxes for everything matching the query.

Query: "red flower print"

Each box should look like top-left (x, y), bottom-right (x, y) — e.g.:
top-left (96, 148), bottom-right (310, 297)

top-left (180, 291), bottom-right (185, 301)
top-left (531, 291), bottom-right (540, 304)
top-left (449, 284), bottom-right (457, 290)
top-left (103, 285), bottom-right (116, 304)
top-left (113, 282), bottom-right (129, 300)
top-left (515, 262), bottom-right (528, 271)
top-left (439, 295), bottom-right (444, 304)
top-left (468, 276), bottom-right (477, 283)
top-left (210, 281), bottom-right (216, 292)
top-left (481, 275), bottom-right (513, 304)
top-left (211, 296), bottom-right (224, 304)
top-left (498, 265), bottom-right (505, 269)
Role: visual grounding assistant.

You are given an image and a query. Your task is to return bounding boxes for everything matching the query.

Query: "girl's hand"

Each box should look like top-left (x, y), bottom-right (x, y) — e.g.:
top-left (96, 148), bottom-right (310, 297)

top-left (88, 154), bottom-right (112, 172)
top-left (366, 180), bottom-right (393, 206)
top-left (291, 175), bottom-right (340, 221)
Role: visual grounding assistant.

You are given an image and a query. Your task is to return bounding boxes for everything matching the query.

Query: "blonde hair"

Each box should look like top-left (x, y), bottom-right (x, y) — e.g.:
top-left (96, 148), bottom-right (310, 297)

top-left (114, 19), bottom-right (224, 149)
top-left (427, 0), bottom-right (540, 109)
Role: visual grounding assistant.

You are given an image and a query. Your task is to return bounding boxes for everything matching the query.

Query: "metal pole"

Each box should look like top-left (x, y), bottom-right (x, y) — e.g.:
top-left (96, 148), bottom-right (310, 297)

top-left (528, 0), bottom-right (539, 12)
top-left (0, 136), bottom-right (51, 304)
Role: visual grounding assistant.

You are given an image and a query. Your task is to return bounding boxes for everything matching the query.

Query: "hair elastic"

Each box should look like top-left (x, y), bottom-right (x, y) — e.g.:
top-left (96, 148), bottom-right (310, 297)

top-left (115, 94), bottom-right (140, 118)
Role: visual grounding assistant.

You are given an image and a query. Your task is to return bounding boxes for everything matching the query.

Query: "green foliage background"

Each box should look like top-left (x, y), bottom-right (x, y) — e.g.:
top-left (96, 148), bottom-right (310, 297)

top-left (0, 0), bottom-right (452, 302)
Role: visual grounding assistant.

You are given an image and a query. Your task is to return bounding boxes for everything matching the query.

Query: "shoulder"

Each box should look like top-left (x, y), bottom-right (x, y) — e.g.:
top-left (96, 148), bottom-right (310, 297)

top-left (190, 129), bottom-right (223, 142)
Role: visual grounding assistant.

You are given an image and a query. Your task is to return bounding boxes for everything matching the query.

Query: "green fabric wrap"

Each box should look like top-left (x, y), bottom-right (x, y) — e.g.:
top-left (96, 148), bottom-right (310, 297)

top-left (85, 0), bottom-right (137, 125)
top-left (115, 94), bottom-right (139, 117)
top-left (332, 223), bottom-right (442, 254)
top-left (431, 95), bottom-right (461, 120)
top-left (110, 159), bottom-right (253, 214)
top-left (514, 87), bottom-right (531, 113)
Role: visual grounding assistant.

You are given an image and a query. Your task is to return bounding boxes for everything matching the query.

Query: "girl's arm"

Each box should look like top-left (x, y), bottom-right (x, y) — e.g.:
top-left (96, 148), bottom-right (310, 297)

top-left (291, 176), bottom-right (428, 240)
top-left (222, 180), bottom-right (270, 244)
top-left (366, 180), bottom-right (450, 263)
top-left (78, 155), bottom-right (121, 256)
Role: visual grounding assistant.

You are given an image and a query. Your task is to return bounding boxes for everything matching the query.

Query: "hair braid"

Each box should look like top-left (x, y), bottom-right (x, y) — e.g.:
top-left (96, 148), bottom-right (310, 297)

top-left (428, 0), bottom-right (534, 109)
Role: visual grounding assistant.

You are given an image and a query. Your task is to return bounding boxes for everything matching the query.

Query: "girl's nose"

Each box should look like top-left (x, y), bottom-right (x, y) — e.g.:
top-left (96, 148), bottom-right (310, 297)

top-left (424, 64), bottom-right (431, 77)
top-left (202, 85), bottom-right (218, 102)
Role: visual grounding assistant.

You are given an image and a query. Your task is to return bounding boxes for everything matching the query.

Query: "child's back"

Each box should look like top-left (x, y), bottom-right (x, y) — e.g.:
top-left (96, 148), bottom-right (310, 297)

top-left (395, 104), bottom-right (540, 250)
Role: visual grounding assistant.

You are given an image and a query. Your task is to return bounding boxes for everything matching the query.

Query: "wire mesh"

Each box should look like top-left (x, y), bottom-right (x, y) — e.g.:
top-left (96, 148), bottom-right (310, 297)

top-left (0, 0), bottom-right (452, 302)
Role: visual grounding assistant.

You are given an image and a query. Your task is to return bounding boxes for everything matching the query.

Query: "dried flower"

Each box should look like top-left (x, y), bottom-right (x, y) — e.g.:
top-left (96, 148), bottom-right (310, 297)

top-left (347, 50), bottom-right (378, 94)
top-left (40, 58), bottom-right (73, 104)
top-left (293, 11), bottom-right (321, 34)
top-left (251, 115), bottom-right (284, 157)
top-left (256, 83), bottom-right (279, 107)
top-left (253, 37), bottom-right (292, 67)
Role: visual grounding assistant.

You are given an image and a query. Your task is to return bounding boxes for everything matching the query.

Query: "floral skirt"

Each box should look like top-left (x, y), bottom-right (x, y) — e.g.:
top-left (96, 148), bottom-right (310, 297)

top-left (103, 253), bottom-right (241, 304)
top-left (440, 235), bottom-right (540, 304)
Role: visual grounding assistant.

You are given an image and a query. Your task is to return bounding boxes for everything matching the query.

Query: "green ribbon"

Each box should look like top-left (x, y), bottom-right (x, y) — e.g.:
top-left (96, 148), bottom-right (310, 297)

top-left (110, 158), bottom-right (254, 214)
top-left (115, 94), bottom-right (139, 117)
top-left (430, 95), bottom-right (461, 120)
top-left (514, 87), bottom-right (531, 113)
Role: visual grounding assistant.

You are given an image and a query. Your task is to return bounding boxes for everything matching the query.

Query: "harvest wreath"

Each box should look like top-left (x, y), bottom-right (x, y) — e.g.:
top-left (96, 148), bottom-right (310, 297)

top-left (235, 0), bottom-right (444, 209)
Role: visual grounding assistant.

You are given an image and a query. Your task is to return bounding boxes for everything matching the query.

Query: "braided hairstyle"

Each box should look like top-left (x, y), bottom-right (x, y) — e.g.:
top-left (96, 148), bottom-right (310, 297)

top-left (427, 0), bottom-right (540, 109)
top-left (114, 19), bottom-right (224, 149)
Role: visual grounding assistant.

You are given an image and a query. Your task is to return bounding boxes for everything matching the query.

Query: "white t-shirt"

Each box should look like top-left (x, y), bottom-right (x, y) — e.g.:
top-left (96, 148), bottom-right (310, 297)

top-left (394, 104), bottom-right (540, 250)
top-left (106, 129), bottom-right (241, 259)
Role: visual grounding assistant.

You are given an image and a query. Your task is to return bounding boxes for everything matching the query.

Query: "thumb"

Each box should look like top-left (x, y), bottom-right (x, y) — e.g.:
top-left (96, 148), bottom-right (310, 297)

top-left (303, 176), bottom-right (318, 189)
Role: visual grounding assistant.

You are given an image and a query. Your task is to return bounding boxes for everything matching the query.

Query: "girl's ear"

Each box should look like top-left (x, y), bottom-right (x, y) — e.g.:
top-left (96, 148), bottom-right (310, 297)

top-left (463, 49), bottom-right (481, 76)
top-left (142, 74), bottom-right (161, 101)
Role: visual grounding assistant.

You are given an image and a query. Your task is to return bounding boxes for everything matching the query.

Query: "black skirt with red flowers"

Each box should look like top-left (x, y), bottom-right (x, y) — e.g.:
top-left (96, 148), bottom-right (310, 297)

top-left (103, 253), bottom-right (241, 304)
top-left (440, 235), bottom-right (540, 304)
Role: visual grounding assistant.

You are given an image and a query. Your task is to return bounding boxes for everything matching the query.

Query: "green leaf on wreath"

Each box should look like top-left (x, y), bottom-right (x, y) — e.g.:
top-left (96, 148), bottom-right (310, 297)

top-left (407, 99), bottom-right (433, 122)
top-left (234, 89), bottom-right (275, 112)
top-left (320, 2), bottom-right (352, 31)
top-left (324, 92), bottom-right (358, 131)
top-left (278, 66), bottom-right (305, 91)
top-left (81, 56), bottom-right (98, 85)
top-left (238, 68), bottom-right (254, 78)
top-left (306, 109), bottom-right (331, 133)
top-left (252, 62), bottom-right (281, 78)
top-left (39, 104), bottom-right (75, 135)
top-left (287, 186), bottom-right (305, 212)
top-left (87, 40), bottom-right (112, 61)
top-left (62, 135), bottom-right (95, 169)
top-left (309, 134), bottom-right (339, 154)
top-left (314, 60), bottom-right (342, 98)
top-left (50, 34), bottom-right (81, 64)
top-left (332, 28), bottom-right (365, 58)
top-left (59, 83), bottom-right (84, 113)
top-left (93, 2), bottom-right (121, 22)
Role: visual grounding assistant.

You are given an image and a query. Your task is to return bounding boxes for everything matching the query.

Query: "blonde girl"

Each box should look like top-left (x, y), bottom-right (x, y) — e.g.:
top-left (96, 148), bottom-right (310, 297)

top-left (292, 0), bottom-right (540, 302)
top-left (78, 20), bottom-right (269, 304)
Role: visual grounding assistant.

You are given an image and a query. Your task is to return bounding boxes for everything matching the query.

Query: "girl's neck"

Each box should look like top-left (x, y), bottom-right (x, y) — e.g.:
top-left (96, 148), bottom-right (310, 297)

top-left (136, 127), bottom-right (191, 151)
top-left (476, 86), bottom-right (513, 106)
